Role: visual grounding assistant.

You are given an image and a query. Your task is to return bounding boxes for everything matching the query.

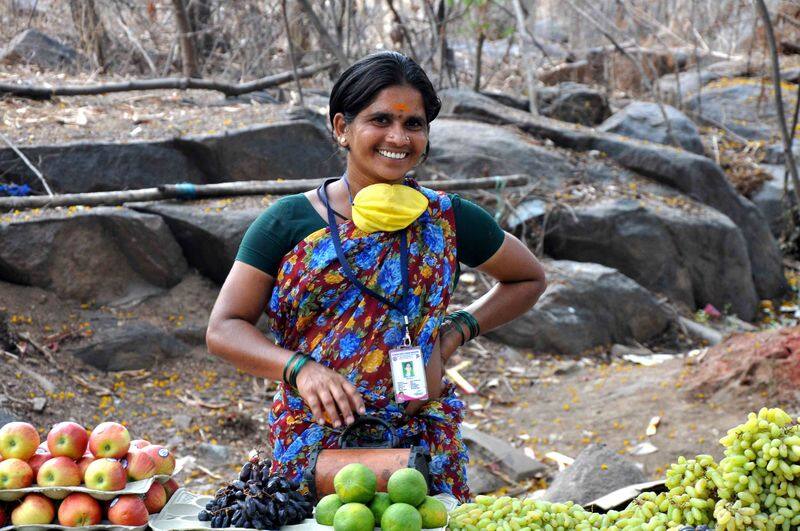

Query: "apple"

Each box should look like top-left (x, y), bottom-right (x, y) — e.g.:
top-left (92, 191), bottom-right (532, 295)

top-left (141, 445), bottom-right (175, 476)
top-left (0, 422), bottom-right (40, 460)
top-left (0, 458), bottom-right (34, 489)
top-left (47, 422), bottom-right (89, 459)
top-left (88, 422), bottom-right (130, 458)
top-left (77, 452), bottom-right (96, 477)
top-left (162, 477), bottom-right (179, 500)
top-left (122, 450), bottom-right (156, 481)
top-left (37, 456), bottom-right (82, 487)
top-left (57, 492), bottom-right (102, 526)
top-left (11, 493), bottom-right (55, 525)
top-left (107, 494), bottom-right (149, 526)
top-left (130, 439), bottom-right (151, 450)
top-left (27, 447), bottom-right (52, 476)
top-left (143, 481), bottom-right (167, 513)
top-left (83, 458), bottom-right (127, 491)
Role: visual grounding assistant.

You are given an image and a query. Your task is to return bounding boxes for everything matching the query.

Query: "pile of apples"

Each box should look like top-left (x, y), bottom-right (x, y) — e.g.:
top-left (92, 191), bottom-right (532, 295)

top-left (0, 420), bottom-right (179, 527)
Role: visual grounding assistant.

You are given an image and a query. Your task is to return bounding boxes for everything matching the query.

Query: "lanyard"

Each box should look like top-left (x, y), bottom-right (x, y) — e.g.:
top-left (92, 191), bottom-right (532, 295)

top-left (318, 177), bottom-right (413, 346)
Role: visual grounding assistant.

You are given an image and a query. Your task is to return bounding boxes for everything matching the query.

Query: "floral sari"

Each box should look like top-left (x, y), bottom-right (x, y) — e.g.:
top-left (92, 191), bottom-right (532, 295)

top-left (266, 180), bottom-right (470, 501)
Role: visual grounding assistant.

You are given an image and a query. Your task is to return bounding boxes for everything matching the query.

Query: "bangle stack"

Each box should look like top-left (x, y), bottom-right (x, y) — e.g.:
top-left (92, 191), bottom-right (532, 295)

top-left (283, 352), bottom-right (312, 388)
top-left (443, 310), bottom-right (480, 346)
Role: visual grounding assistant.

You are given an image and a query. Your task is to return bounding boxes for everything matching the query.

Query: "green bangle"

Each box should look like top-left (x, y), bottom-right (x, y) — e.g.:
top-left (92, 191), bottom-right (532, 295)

top-left (282, 352), bottom-right (302, 384)
top-left (443, 316), bottom-right (466, 346)
top-left (449, 310), bottom-right (480, 343)
top-left (289, 355), bottom-right (311, 388)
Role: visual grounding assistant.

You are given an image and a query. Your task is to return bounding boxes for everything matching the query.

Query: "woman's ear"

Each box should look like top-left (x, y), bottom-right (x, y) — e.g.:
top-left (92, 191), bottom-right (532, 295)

top-left (332, 113), bottom-right (347, 139)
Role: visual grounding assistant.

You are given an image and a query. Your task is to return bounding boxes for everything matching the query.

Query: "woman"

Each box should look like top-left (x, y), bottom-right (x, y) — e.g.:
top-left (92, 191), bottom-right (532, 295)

top-left (206, 51), bottom-right (546, 502)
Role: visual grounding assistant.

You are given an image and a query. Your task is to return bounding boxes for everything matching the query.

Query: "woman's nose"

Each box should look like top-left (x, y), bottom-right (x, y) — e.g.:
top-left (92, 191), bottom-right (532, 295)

top-left (386, 124), bottom-right (410, 145)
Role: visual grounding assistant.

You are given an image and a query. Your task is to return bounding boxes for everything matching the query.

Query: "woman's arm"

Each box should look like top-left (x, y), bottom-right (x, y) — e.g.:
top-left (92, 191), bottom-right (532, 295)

top-left (439, 232), bottom-right (547, 362)
top-left (206, 261), bottom-right (365, 427)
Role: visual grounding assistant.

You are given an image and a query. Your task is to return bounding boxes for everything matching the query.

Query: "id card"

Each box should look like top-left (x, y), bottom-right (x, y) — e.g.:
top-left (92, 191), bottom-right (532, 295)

top-left (389, 346), bottom-right (428, 403)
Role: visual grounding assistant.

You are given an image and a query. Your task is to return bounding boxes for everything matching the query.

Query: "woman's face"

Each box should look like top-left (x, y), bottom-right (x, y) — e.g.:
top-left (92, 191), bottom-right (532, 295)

top-left (335, 85), bottom-right (428, 184)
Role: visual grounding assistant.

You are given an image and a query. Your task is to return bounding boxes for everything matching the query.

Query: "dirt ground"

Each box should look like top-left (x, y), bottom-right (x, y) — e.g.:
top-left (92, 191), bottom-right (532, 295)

top-left (0, 267), bottom-right (792, 498)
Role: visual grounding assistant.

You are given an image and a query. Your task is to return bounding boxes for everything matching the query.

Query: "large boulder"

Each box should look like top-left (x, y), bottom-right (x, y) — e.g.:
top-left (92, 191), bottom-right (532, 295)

top-left (479, 84), bottom-right (610, 126)
top-left (133, 202), bottom-right (262, 284)
top-left (0, 207), bottom-right (187, 303)
top-left (0, 29), bottom-right (79, 70)
top-left (656, 69), bottom-right (721, 105)
top-left (683, 78), bottom-right (797, 142)
top-left (439, 89), bottom-right (787, 302)
top-left (67, 320), bottom-right (189, 371)
top-left (598, 101), bottom-right (704, 155)
top-left (544, 198), bottom-right (758, 320)
top-left (751, 164), bottom-right (795, 237)
top-left (543, 444), bottom-right (647, 506)
top-left (0, 120), bottom-right (343, 194)
top-left (487, 260), bottom-right (672, 355)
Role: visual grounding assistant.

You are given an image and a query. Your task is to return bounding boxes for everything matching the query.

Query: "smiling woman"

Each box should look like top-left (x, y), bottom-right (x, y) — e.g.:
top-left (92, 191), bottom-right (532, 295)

top-left (206, 51), bottom-right (547, 502)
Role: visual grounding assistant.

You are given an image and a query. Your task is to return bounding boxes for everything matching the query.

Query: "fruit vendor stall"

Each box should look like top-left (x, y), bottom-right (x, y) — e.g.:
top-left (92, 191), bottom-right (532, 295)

top-left (3, 407), bottom-right (800, 530)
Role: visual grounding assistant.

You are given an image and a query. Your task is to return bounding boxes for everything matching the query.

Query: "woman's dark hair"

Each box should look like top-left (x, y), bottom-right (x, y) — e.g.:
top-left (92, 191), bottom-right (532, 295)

top-left (329, 51), bottom-right (441, 133)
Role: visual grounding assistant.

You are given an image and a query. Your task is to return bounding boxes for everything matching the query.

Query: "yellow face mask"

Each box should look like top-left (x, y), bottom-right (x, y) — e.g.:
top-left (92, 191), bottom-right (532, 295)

top-left (351, 183), bottom-right (429, 233)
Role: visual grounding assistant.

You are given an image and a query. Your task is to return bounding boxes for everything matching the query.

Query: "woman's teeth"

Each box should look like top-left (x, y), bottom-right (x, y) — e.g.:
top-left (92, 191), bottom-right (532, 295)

top-left (378, 150), bottom-right (408, 159)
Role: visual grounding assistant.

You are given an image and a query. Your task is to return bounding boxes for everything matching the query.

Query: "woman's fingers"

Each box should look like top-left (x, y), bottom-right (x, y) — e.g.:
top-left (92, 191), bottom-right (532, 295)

top-left (341, 379), bottom-right (366, 416)
top-left (303, 391), bottom-right (325, 425)
top-left (329, 384), bottom-right (354, 425)
top-left (318, 388), bottom-right (342, 428)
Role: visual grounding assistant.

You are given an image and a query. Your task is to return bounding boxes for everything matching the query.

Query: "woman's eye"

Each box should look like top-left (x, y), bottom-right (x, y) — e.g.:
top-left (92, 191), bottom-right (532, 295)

top-left (406, 120), bottom-right (424, 129)
top-left (373, 116), bottom-right (389, 125)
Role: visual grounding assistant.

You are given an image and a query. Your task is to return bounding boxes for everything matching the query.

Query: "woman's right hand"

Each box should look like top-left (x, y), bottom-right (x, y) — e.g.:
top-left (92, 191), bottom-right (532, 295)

top-left (295, 361), bottom-right (366, 428)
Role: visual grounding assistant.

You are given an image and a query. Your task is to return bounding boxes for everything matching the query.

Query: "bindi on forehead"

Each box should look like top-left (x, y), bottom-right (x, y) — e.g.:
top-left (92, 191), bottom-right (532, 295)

top-left (392, 102), bottom-right (411, 113)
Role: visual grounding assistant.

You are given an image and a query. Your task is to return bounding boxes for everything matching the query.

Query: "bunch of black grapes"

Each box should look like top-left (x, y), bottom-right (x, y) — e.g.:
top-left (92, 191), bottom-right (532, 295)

top-left (198, 458), bottom-right (314, 529)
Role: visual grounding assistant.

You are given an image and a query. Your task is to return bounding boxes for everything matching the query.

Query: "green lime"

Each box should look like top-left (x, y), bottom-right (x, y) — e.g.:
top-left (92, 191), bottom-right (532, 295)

top-left (387, 468), bottom-right (428, 507)
top-left (380, 502), bottom-right (422, 531)
top-left (368, 492), bottom-right (392, 523)
top-left (333, 502), bottom-right (375, 531)
top-left (417, 496), bottom-right (448, 527)
top-left (315, 493), bottom-right (344, 525)
top-left (333, 463), bottom-right (377, 504)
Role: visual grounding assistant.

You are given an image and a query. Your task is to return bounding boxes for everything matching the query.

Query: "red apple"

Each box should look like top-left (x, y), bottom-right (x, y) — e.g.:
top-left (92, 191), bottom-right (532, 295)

top-left (107, 494), bottom-right (149, 526)
top-left (27, 447), bottom-right (52, 476)
top-left (162, 477), bottom-right (180, 500)
top-left (0, 458), bottom-right (33, 489)
top-left (57, 492), bottom-right (102, 526)
top-left (0, 422), bottom-right (40, 460)
top-left (77, 453), bottom-right (96, 477)
top-left (143, 482), bottom-right (167, 513)
top-left (88, 422), bottom-right (130, 458)
top-left (37, 456), bottom-right (82, 488)
top-left (83, 458), bottom-right (127, 491)
top-left (11, 493), bottom-right (55, 525)
top-left (130, 439), bottom-right (151, 450)
top-left (122, 450), bottom-right (156, 481)
top-left (47, 422), bottom-right (89, 459)
top-left (141, 445), bottom-right (175, 476)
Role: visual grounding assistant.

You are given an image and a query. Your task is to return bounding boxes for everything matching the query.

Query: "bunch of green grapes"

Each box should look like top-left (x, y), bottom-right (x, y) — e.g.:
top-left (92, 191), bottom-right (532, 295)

top-left (447, 495), bottom-right (611, 530)
top-left (661, 455), bottom-right (719, 527)
top-left (713, 407), bottom-right (800, 530)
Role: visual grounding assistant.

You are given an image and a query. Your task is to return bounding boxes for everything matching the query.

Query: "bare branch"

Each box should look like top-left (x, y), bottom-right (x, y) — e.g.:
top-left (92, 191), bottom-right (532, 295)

top-left (0, 132), bottom-right (53, 196)
top-left (296, 0), bottom-right (348, 68)
top-left (171, 0), bottom-right (200, 77)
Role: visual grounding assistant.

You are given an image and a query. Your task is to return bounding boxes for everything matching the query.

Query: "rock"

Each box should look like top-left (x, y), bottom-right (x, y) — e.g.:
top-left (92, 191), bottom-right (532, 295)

top-left (0, 408), bottom-right (16, 425)
top-left (598, 101), bottom-right (704, 155)
top-left (31, 397), bottom-right (46, 412)
top-left (133, 202), bottom-right (261, 284)
top-left (0, 207), bottom-right (187, 304)
top-left (0, 29), bottom-right (79, 70)
top-left (656, 69), bottom-right (722, 104)
top-left (197, 443), bottom-right (233, 463)
top-left (544, 198), bottom-right (758, 320)
top-left (68, 321), bottom-right (189, 371)
top-left (678, 317), bottom-right (723, 346)
top-left (751, 164), bottom-right (794, 237)
top-left (684, 78), bottom-right (797, 142)
top-left (0, 120), bottom-right (343, 194)
top-left (610, 344), bottom-right (653, 357)
top-left (173, 414), bottom-right (193, 430)
top-left (507, 198), bottom-right (547, 230)
top-left (461, 426), bottom-right (547, 482)
top-left (686, 326), bottom-right (800, 405)
top-left (542, 443), bottom-right (647, 506)
top-left (466, 464), bottom-right (507, 495)
top-left (488, 260), bottom-right (671, 355)
top-left (537, 83), bottom-right (611, 126)
top-left (439, 89), bottom-right (787, 302)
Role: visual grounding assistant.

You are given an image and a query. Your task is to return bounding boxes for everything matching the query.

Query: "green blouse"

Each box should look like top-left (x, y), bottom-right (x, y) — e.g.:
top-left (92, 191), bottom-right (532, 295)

top-left (236, 193), bottom-right (505, 277)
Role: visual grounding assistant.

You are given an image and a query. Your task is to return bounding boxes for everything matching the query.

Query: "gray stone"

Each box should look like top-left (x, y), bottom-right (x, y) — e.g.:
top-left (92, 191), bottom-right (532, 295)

top-left (543, 443), bottom-right (647, 506)
top-left (133, 202), bottom-right (262, 284)
top-left (537, 83), bottom-right (611, 126)
top-left (0, 207), bottom-right (187, 304)
top-left (751, 164), bottom-right (795, 237)
top-left (467, 464), bottom-right (507, 495)
top-left (0, 29), bottom-right (79, 70)
top-left (31, 397), bottom-right (47, 412)
top-left (544, 198), bottom-right (758, 320)
top-left (439, 89), bottom-right (787, 301)
top-left (173, 414), bottom-right (193, 430)
top-left (656, 69), bottom-right (721, 104)
top-left (488, 261), bottom-right (672, 355)
top-left (197, 443), bottom-right (233, 463)
top-left (0, 408), bottom-right (16, 425)
top-left (598, 101), bottom-right (704, 155)
top-left (683, 80), bottom-right (796, 142)
top-left (461, 426), bottom-right (547, 482)
top-left (68, 321), bottom-right (189, 371)
top-left (0, 120), bottom-right (343, 194)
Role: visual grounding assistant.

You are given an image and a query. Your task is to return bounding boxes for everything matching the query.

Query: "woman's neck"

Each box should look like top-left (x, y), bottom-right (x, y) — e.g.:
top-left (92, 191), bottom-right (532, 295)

top-left (344, 166), bottom-right (405, 197)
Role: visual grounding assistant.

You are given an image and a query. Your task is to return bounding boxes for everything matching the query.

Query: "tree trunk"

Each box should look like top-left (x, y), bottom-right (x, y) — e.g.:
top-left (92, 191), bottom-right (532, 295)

top-left (188, 0), bottom-right (215, 61)
top-left (171, 0), bottom-right (199, 78)
top-left (68, 0), bottom-right (110, 70)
